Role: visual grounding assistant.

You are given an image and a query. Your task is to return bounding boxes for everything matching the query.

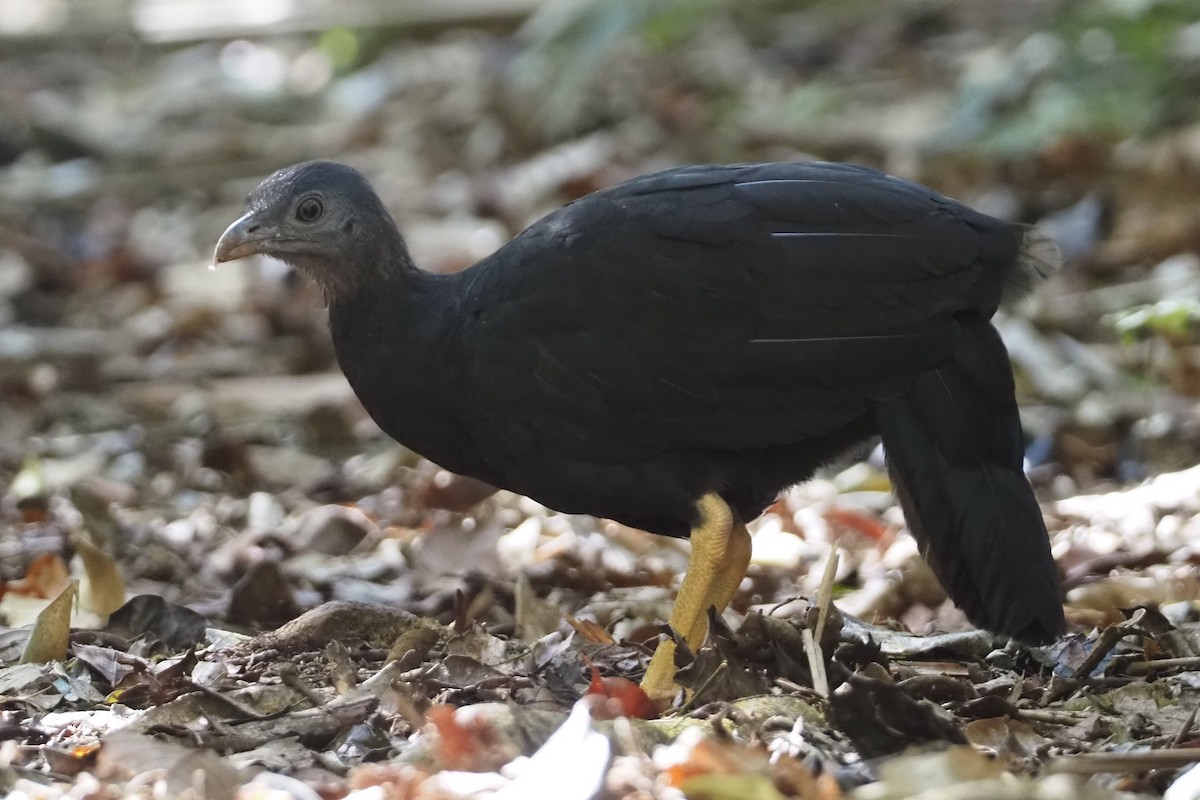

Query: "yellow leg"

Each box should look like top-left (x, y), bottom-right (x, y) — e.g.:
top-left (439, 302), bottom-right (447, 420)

top-left (640, 493), bottom-right (753, 702)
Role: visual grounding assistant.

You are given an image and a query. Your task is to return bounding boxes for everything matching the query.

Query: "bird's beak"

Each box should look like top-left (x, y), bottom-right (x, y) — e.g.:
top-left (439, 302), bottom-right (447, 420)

top-left (213, 212), bottom-right (271, 264)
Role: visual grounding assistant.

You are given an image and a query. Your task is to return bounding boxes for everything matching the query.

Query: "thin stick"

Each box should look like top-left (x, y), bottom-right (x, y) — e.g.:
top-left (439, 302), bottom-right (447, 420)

top-left (802, 551), bottom-right (839, 699)
top-left (813, 551), bottom-right (840, 646)
top-left (1043, 749), bottom-right (1200, 775)
top-left (802, 627), bottom-right (828, 698)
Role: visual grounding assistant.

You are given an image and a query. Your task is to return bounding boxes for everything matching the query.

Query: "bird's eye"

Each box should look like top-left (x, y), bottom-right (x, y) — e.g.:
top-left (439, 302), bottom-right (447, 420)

top-left (296, 197), bottom-right (323, 223)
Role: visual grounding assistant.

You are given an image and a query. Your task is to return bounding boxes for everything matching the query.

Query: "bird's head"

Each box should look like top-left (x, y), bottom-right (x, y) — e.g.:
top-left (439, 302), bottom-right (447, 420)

top-left (213, 161), bottom-right (409, 302)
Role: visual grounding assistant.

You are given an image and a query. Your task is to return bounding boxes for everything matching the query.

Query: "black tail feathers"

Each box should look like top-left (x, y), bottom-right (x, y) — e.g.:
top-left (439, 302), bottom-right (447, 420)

top-left (875, 315), bottom-right (1064, 643)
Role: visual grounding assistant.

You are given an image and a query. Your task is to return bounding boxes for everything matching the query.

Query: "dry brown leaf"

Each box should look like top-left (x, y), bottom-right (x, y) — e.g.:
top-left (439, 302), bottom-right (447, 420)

top-left (963, 717), bottom-right (1049, 756)
top-left (566, 614), bottom-right (615, 644)
top-left (74, 536), bottom-right (125, 619)
top-left (22, 582), bottom-right (76, 664)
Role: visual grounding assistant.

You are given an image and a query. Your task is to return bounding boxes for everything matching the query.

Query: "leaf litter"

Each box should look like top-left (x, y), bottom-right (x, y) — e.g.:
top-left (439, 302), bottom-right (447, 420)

top-left (3, 0), bottom-right (1200, 798)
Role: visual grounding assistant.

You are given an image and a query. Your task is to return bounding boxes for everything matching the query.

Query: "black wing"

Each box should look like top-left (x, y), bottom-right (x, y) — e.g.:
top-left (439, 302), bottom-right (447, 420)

top-left (461, 161), bottom-right (1022, 474)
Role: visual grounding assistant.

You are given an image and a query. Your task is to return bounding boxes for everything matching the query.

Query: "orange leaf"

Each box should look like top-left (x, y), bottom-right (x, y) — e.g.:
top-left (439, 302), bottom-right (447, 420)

top-left (3, 554), bottom-right (71, 599)
top-left (426, 704), bottom-right (506, 772)
top-left (585, 660), bottom-right (658, 720)
top-left (823, 507), bottom-right (889, 542)
top-left (566, 615), bottom-right (615, 645)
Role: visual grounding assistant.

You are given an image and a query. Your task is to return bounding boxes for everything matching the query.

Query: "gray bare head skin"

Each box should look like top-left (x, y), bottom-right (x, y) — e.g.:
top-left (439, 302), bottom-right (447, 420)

top-left (214, 161), bottom-right (408, 302)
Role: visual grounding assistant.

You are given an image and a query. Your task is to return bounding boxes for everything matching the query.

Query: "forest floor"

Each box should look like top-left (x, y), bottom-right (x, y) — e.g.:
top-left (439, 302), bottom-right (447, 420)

top-left (2, 1), bottom-right (1200, 798)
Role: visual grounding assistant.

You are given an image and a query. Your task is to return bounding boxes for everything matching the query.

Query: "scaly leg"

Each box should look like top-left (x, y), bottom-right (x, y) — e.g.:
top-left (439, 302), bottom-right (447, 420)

top-left (640, 492), bottom-right (753, 701)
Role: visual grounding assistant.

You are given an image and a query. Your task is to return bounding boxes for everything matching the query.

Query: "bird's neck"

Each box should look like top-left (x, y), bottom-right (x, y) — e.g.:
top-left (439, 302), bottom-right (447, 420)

top-left (327, 258), bottom-right (476, 470)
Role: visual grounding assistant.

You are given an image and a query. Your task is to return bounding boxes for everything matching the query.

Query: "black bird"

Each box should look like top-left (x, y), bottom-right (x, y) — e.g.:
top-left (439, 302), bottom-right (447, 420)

top-left (214, 160), bottom-right (1065, 698)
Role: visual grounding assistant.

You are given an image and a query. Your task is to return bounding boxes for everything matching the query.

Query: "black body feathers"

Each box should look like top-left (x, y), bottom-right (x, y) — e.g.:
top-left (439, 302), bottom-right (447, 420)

top-left (245, 160), bottom-right (1066, 642)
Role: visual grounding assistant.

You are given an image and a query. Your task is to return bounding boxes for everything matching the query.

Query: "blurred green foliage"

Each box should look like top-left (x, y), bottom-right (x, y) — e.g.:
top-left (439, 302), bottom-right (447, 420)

top-left (939, 0), bottom-right (1200, 152)
top-left (509, 0), bottom-right (1200, 153)
top-left (1111, 299), bottom-right (1200, 345)
top-left (318, 27), bottom-right (361, 73)
top-left (511, 0), bottom-right (722, 133)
